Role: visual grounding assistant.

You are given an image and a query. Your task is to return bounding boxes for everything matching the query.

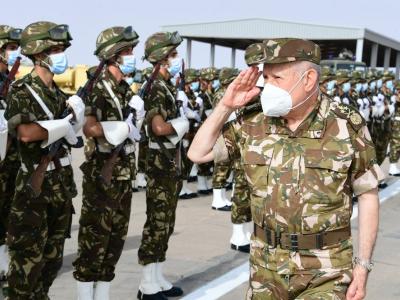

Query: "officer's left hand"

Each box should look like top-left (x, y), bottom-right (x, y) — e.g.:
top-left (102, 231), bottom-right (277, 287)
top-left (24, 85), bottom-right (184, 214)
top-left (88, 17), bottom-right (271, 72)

top-left (346, 266), bottom-right (368, 300)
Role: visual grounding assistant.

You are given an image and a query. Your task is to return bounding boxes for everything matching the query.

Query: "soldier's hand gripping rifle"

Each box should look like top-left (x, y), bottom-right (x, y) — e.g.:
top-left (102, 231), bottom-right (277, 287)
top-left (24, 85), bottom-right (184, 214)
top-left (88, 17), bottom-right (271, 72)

top-left (26, 60), bottom-right (106, 197)
top-left (99, 63), bottom-right (161, 186)
top-left (0, 56), bottom-right (21, 108)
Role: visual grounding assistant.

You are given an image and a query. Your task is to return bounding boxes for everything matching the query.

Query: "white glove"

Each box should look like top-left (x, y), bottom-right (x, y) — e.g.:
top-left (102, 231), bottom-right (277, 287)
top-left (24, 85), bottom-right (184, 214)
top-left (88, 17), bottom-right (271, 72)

top-left (179, 106), bottom-right (187, 120)
top-left (177, 91), bottom-right (189, 109)
top-left (195, 96), bottom-right (203, 108)
top-left (125, 113), bottom-right (141, 142)
top-left (64, 114), bottom-right (78, 145)
top-left (66, 95), bottom-right (85, 132)
top-left (0, 111), bottom-right (7, 132)
top-left (128, 95), bottom-right (145, 120)
top-left (184, 107), bottom-right (201, 122)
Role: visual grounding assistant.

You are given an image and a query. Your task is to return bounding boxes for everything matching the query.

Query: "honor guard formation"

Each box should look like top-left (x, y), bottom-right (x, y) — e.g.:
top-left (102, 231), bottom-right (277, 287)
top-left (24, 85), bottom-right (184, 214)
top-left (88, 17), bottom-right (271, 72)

top-left (0, 21), bottom-right (393, 300)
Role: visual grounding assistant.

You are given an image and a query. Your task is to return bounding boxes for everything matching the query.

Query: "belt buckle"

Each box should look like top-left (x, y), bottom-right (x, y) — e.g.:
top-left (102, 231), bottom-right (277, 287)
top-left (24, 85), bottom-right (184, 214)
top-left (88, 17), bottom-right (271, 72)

top-left (290, 234), bottom-right (299, 251)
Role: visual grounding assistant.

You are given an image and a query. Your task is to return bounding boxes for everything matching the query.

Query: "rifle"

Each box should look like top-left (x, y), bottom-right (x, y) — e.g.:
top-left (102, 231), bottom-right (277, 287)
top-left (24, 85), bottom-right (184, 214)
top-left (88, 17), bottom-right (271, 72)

top-left (26, 60), bottom-right (106, 197)
top-left (0, 57), bottom-right (21, 107)
top-left (99, 63), bottom-right (162, 186)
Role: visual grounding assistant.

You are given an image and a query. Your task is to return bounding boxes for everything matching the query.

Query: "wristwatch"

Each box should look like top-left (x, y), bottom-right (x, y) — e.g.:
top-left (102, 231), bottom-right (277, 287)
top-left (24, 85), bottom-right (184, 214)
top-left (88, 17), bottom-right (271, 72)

top-left (353, 257), bottom-right (374, 272)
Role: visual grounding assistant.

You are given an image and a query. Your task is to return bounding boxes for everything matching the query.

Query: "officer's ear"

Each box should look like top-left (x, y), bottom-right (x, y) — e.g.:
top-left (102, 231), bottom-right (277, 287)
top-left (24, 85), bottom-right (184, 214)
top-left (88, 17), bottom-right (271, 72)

top-left (304, 68), bottom-right (318, 93)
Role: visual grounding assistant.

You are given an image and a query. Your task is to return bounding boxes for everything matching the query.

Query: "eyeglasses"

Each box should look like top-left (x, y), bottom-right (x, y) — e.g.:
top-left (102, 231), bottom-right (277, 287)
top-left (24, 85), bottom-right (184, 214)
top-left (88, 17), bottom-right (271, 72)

top-left (95, 26), bottom-right (139, 55)
top-left (27, 24), bottom-right (73, 43)
top-left (0, 28), bottom-right (22, 41)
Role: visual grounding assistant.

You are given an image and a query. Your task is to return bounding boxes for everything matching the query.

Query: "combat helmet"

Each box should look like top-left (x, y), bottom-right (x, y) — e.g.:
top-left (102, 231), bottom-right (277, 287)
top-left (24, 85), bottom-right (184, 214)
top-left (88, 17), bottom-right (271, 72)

top-left (184, 68), bottom-right (199, 83)
top-left (0, 25), bottom-right (22, 49)
top-left (20, 21), bottom-right (72, 56)
top-left (320, 66), bottom-right (334, 83)
top-left (335, 69), bottom-right (351, 85)
top-left (200, 67), bottom-right (218, 81)
top-left (144, 31), bottom-right (182, 63)
top-left (219, 68), bottom-right (240, 86)
top-left (94, 26), bottom-right (139, 60)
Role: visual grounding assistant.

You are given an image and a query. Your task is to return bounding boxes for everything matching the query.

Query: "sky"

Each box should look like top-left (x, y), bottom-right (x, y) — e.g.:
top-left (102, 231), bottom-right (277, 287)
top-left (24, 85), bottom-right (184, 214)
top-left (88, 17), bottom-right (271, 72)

top-left (3, 0), bottom-right (400, 70)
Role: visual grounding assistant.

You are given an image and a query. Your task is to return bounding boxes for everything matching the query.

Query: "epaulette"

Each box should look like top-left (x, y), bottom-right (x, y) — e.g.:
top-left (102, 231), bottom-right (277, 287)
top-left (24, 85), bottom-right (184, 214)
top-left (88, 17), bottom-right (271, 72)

top-left (331, 102), bottom-right (365, 131)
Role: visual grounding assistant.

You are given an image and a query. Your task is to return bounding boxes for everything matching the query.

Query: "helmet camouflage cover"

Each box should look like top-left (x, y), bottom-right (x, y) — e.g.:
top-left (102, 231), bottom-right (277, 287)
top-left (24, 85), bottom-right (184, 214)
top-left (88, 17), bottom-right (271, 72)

top-left (382, 70), bottom-right (395, 82)
top-left (0, 25), bottom-right (22, 49)
top-left (219, 67), bottom-right (240, 86)
top-left (351, 70), bottom-right (366, 83)
top-left (335, 69), bottom-right (351, 84)
top-left (320, 66), bottom-right (334, 83)
top-left (20, 21), bottom-right (72, 56)
top-left (184, 68), bottom-right (199, 83)
top-left (200, 67), bottom-right (218, 81)
top-left (144, 31), bottom-right (182, 63)
top-left (95, 26), bottom-right (139, 60)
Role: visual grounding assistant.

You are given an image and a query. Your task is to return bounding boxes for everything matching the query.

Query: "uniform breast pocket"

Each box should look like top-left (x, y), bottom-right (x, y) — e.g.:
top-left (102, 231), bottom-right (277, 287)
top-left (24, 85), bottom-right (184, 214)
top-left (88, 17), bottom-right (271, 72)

top-left (303, 152), bottom-right (352, 205)
top-left (242, 150), bottom-right (272, 228)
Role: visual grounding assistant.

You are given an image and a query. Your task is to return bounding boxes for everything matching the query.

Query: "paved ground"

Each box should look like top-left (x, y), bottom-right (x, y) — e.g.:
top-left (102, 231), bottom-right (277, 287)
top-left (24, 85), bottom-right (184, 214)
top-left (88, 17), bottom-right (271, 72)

top-left (1, 148), bottom-right (399, 299)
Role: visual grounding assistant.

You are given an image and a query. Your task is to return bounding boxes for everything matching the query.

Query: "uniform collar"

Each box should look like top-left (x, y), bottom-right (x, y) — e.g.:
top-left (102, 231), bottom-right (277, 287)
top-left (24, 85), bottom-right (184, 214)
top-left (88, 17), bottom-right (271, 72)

top-left (265, 93), bottom-right (329, 139)
top-left (30, 69), bottom-right (60, 98)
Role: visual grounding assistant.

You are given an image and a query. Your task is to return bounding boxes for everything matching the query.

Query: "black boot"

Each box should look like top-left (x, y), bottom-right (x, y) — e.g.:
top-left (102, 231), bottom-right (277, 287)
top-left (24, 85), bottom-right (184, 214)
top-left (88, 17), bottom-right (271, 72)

top-left (137, 290), bottom-right (168, 300)
top-left (162, 286), bottom-right (184, 297)
top-left (231, 243), bottom-right (250, 253)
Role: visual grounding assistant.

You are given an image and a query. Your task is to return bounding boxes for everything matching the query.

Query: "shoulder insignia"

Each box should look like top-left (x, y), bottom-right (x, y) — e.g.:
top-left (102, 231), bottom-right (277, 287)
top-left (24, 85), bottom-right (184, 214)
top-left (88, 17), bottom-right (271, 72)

top-left (332, 102), bottom-right (365, 131)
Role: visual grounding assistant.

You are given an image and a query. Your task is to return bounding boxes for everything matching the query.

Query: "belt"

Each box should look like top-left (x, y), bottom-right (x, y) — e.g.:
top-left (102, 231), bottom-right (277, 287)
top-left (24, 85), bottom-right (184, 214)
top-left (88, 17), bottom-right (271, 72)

top-left (98, 143), bottom-right (136, 154)
top-left (254, 224), bottom-right (351, 251)
top-left (21, 155), bottom-right (72, 173)
top-left (148, 141), bottom-right (176, 150)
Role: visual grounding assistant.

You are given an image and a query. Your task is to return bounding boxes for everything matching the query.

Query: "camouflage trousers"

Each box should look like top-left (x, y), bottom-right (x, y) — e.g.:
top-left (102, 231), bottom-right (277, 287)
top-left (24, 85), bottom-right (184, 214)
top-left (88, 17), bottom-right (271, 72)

top-left (197, 161), bottom-right (213, 177)
top-left (246, 264), bottom-right (352, 300)
top-left (0, 155), bottom-right (19, 245)
top-left (389, 119), bottom-right (400, 163)
top-left (138, 140), bottom-right (148, 173)
top-left (138, 173), bottom-right (182, 265)
top-left (4, 173), bottom-right (73, 300)
top-left (73, 176), bottom-right (132, 282)
top-left (212, 160), bottom-right (233, 189)
top-left (231, 161), bottom-right (252, 225)
top-left (370, 119), bottom-right (391, 165)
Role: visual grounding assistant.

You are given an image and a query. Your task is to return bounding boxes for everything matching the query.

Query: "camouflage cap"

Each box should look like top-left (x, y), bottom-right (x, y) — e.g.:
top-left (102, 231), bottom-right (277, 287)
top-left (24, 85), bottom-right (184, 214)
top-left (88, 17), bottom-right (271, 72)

top-left (219, 67), bottom-right (240, 86)
top-left (0, 25), bottom-right (22, 49)
top-left (200, 67), bottom-right (218, 81)
top-left (20, 21), bottom-right (72, 56)
top-left (144, 31), bottom-right (182, 63)
top-left (245, 42), bottom-right (267, 66)
top-left (95, 26), bottom-right (139, 60)
top-left (184, 68), bottom-right (199, 83)
top-left (262, 38), bottom-right (321, 65)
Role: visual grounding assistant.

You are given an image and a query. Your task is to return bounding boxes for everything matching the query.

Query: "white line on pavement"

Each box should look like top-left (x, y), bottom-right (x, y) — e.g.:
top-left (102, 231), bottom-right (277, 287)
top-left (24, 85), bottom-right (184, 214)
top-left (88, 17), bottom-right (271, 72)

top-left (181, 179), bottom-right (400, 300)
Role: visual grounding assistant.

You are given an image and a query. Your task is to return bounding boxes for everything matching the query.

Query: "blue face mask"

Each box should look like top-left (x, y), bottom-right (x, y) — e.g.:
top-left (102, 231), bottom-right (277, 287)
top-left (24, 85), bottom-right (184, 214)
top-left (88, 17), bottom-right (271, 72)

top-left (377, 79), bottom-right (383, 89)
top-left (7, 49), bottom-right (20, 66)
top-left (119, 55), bottom-right (136, 75)
top-left (191, 81), bottom-right (200, 91)
top-left (370, 81), bottom-right (376, 90)
top-left (355, 83), bottom-right (362, 93)
top-left (362, 83), bottom-right (369, 92)
top-left (342, 82), bottom-right (351, 93)
top-left (47, 52), bottom-right (68, 75)
top-left (326, 80), bottom-right (335, 91)
top-left (125, 77), bottom-right (134, 86)
top-left (212, 79), bottom-right (220, 90)
top-left (168, 57), bottom-right (182, 77)
top-left (386, 80), bottom-right (393, 90)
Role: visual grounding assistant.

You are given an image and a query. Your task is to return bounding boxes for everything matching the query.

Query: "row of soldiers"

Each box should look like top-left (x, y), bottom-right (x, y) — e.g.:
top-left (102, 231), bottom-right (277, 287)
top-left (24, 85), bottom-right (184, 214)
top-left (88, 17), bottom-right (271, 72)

top-left (319, 67), bottom-right (400, 184)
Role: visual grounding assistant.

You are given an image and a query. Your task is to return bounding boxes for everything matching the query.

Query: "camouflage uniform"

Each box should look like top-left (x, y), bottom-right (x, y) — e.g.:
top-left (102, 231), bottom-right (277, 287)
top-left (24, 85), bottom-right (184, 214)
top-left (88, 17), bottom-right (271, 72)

top-left (390, 82), bottom-right (400, 164)
top-left (0, 25), bottom-right (21, 249)
top-left (211, 68), bottom-right (239, 190)
top-left (138, 32), bottom-right (184, 266)
top-left (3, 21), bottom-right (76, 299)
top-left (73, 26), bottom-right (139, 283)
top-left (213, 39), bottom-right (384, 299)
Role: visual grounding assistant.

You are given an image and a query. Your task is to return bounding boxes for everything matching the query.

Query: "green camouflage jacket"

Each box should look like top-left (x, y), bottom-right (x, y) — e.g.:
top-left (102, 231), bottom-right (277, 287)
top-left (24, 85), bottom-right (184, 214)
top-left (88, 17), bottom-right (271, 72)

top-left (5, 70), bottom-right (76, 196)
top-left (212, 86), bottom-right (227, 108)
top-left (214, 93), bottom-right (384, 274)
top-left (83, 69), bottom-right (136, 181)
top-left (144, 74), bottom-right (181, 176)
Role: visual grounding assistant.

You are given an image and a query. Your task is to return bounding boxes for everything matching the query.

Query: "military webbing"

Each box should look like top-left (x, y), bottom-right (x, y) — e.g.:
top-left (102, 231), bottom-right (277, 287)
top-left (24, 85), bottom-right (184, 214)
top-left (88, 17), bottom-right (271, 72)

top-left (24, 83), bottom-right (54, 120)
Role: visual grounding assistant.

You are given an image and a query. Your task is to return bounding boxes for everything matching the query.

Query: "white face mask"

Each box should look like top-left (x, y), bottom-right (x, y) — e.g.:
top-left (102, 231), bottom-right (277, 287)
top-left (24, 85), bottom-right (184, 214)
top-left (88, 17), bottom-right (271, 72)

top-left (260, 70), bottom-right (318, 117)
